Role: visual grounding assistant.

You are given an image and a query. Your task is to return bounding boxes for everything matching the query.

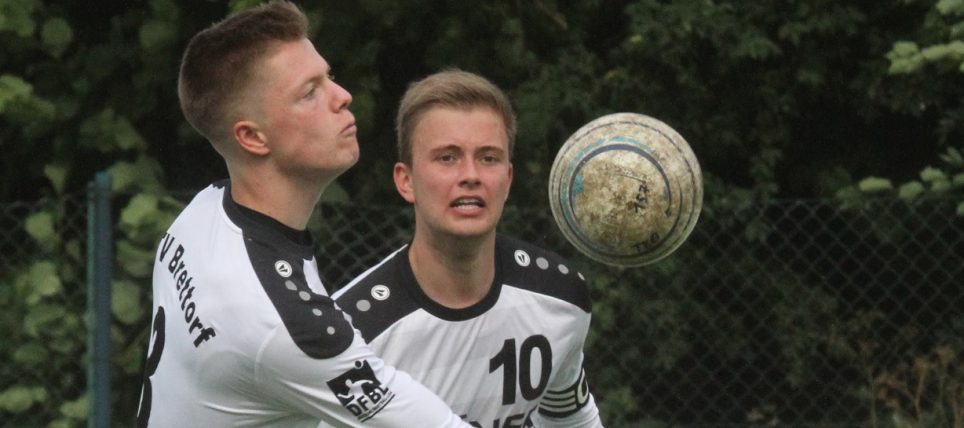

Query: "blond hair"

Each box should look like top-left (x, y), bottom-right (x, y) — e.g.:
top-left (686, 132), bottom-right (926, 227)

top-left (395, 70), bottom-right (516, 165)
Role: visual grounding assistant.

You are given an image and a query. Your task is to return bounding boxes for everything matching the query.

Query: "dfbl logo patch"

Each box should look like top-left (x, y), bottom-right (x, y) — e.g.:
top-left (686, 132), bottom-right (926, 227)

top-left (327, 360), bottom-right (395, 422)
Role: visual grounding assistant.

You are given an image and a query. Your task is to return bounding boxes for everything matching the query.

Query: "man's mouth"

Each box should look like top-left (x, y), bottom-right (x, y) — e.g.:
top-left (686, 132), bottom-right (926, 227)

top-left (451, 197), bottom-right (485, 209)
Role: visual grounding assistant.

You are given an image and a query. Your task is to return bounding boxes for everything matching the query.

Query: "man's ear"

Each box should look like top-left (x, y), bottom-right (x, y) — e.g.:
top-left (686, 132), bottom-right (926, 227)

top-left (233, 121), bottom-right (270, 156)
top-left (393, 162), bottom-right (416, 204)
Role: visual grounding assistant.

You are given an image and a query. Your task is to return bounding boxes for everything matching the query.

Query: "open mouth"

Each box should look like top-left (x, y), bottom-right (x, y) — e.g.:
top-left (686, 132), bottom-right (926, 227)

top-left (451, 197), bottom-right (485, 209)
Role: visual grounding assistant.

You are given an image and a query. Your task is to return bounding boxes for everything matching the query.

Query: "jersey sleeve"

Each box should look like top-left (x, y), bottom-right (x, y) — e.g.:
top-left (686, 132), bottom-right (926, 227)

top-left (533, 314), bottom-right (604, 428)
top-left (532, 365), bottom-right (604, 428)
top-left (255, 324), bottom-right (470, 427)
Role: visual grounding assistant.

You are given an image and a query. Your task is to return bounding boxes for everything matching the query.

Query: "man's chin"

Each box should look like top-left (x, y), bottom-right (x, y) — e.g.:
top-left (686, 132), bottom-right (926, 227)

top-left (443, 225), bottom-right (497, 242)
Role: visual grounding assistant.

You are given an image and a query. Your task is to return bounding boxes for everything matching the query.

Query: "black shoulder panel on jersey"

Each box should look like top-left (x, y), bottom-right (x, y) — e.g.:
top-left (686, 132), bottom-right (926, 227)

top-left (497, 235), bottom-right (592, 313)
top-left (226, 187), bottom-right (354, 359)
top-left (334, 251), bottom-right (421, 343)
top-left (245, 238), bottom-right (354, 359)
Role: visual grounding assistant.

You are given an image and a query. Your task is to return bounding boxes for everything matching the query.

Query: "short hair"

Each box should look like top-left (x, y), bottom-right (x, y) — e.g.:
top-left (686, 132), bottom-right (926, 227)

top-left (395, 70), bottom-right (517, 165)
top-left (178, 1), bottom-right (308, 145)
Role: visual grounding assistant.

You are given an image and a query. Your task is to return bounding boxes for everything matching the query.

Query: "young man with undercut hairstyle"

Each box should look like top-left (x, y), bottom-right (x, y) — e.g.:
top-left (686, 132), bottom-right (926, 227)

top-left (138, 2), bottom-right (470, 427)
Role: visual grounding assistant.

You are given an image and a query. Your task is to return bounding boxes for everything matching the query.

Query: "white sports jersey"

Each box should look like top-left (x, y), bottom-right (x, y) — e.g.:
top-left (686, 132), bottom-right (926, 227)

top-left (332, 236), bottom-right (604, 428)
top-left (137, 181), bottom-right (469, 427)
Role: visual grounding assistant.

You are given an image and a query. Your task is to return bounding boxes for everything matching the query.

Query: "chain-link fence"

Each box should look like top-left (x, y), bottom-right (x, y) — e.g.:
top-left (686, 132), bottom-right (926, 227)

top-left (2, 189), bottom-right (962, 427)
top-left (317, 196), bottom-right (964, 427)
top-left (1, 193), bottom-right (89, 427)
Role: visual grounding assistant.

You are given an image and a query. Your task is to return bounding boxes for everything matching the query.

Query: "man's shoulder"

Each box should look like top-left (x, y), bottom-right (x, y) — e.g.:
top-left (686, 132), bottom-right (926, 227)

top-left (167, 182), bottom-right (228, 227)
top-left (333, 246), bottom-right (407, 303)
top-left (333, 247), bottom-right (421, 342)
top-left (497, 235), bottom-right (592, 313)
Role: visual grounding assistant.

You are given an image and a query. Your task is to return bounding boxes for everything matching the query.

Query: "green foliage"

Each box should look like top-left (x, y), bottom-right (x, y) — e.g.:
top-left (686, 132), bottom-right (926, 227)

top-left (79, 109), bottom-right (148, 153)
top-left (859, 177), bottom-right (896, 193)
top-left (58, 395), bottom-right (88, 420)
top-left (841, 145), bottom-right (964, 216)
top-left (44, 163), bottom-right (69, 195)
top-left (0, 385), bottom-right (47, 413)
top-left (24, 211), bottom-right (56, 250)
top-left (883, 0), bottom-right (964, 146)
top-left (0, 194), bottom-right (86, 424)
top-left (112, 279), bottom-right (145, 325)
top-left (2, 0), bottom-right (958, 203)
top-left (40, 17), bottom-right (72, 57)
top-left (0, 0), bottom-right (38, 37)
top-left (0, 74), bottom-right (32, 110)
top-left (2, 1), bottom-right (185, 421)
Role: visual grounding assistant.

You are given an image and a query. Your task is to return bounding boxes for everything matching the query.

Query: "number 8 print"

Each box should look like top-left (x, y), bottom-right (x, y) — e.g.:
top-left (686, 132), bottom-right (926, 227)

top-left (137, 307), bottom-right (166, 428)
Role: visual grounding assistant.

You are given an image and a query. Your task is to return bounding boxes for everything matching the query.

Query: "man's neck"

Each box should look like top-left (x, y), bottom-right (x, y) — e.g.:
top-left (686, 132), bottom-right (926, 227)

top-left (408, 232), bottom-right (496, 309)
top-left (229, 170), bottom-right (328, 230)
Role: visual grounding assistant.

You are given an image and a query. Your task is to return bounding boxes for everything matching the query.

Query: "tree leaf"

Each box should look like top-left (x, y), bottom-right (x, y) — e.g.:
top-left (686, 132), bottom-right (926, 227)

top-left (24, 211), bottom-right (57, 248)
top-left (919, 166), bottom-right (947, 182)
top-left (936, 0), bottom-right (964, 16)
top-left (0, 385), bottom-right (47, 413)
top-left (139, 19), bottom-right (176, 51)
top-left (41, 17), bottom-right (72, 58)
top-left (897, 181), bottom-right (925, 200)
top-left (78, 109), bottom-right (147, 153)
top-left (109, 157), bottom-right (163, 193)
top-left (12, 343), bottom-right (48, 365)
top-left (952, 172), bottom-right (964, 188)
top-left (112, 279), bottom-right (144, 325)
top-left (119, 193), bottom-right (159, 229)
top-left (22, 260), bottom-right (62, 305)
top-left (887, 41), bottom-right (923, 74)
top-left (734, 33), bottom-right (781, 60)
top-left (114, 115), bottom-right (147, 151)
top-left (0, 0), bottom-right (38, 37)
top-left (43, 163), bottom-right (69, 195)
top-left (939, 146), bottom-right (963, 166)
top-left (149, 0), bottom-right (180, 21)
top-left (59, 394), bottom-right (88, 419)
top-left (23, 304), bottom-right (66, 337)
top-left (116, 239), bottom-right (156, 278)
top-left (0, 74), bottom-right (34, 112)
top-left (930, 178), bottom-right (951, 193)
top-left (857, 177), bottom-right (893, 193)
top-left (228, 0), bottom-right (264, 13)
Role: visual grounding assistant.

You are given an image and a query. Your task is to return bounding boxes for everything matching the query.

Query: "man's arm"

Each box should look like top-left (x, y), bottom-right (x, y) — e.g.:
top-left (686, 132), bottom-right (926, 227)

top-left (533, 314), bottom-right (604, 428)
top-left (256, 322), bottom-right (469, 427)
top-left (532, 364), bottom-right (603, 428)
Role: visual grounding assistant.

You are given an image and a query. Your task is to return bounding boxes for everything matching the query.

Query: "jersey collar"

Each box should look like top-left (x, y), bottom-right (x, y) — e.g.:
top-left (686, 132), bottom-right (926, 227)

top-left (394, 238), bottom-right (505, 321)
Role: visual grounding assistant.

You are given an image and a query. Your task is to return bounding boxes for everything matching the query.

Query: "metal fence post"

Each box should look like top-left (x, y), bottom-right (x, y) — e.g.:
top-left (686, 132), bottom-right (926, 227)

top-left (87, 171), bottom-right (112, 428)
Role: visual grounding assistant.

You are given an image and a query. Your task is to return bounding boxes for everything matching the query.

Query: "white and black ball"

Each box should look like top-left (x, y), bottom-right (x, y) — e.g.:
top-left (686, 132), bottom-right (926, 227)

top-left (548, 112), bottom-right (703, 267)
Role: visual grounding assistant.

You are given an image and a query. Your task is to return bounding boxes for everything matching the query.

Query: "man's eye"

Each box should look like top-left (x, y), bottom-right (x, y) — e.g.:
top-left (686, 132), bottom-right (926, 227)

top-left (480, 151), bottom-right (504, 164)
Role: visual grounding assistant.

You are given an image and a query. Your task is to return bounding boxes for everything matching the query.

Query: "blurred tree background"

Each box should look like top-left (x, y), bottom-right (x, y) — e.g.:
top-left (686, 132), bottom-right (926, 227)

top-left (2, 0), bottom-right (963, 426)
top-left (2, 0), bottom-right (962, 205)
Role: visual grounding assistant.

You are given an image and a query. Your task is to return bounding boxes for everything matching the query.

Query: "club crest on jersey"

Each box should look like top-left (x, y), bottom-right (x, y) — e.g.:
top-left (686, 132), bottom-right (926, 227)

top-left (370, 285), bottom-right (390, 301)
top-left (514, 249), bottom-right (531, 267)
top-left (327, 360), bottom-right (395, 422)
top-left (274, 260), bottom-right (292, 277)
